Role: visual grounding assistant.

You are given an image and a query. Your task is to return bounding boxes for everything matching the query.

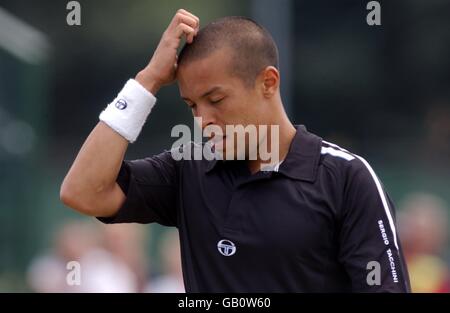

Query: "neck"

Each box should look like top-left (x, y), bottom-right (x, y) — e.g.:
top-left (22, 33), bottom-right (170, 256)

top-left (248, 106), bottom-right (296, 174)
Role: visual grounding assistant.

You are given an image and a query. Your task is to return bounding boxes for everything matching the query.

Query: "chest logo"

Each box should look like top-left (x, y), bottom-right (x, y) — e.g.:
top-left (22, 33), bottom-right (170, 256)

top-left (217, 239), bottom-right (236, 256)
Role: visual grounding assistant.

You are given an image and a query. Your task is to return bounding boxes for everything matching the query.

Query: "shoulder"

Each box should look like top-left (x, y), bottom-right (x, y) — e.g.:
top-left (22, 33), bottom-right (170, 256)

top-left (318, 140), bottom-right (378, 187)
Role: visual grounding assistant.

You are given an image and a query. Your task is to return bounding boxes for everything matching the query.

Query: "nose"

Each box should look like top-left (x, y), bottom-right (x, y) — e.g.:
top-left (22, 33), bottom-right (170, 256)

top-left (196, 105), bottom-right (216, 130)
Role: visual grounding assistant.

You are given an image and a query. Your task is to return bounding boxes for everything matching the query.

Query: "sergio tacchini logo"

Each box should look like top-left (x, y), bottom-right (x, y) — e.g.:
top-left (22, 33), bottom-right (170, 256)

top-left (115, 99), bottom-right (127, 110)
top-left (217, 239), bottom-right (236, 256)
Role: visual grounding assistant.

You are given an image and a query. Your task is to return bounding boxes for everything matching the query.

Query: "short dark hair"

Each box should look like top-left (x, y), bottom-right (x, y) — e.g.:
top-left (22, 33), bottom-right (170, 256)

top-left (178, 16), bottom-right (279, 87)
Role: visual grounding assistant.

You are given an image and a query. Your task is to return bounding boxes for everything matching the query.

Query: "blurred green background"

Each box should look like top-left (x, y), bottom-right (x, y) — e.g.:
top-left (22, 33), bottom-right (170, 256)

top-left (0, 0), bottom-right (449, 292)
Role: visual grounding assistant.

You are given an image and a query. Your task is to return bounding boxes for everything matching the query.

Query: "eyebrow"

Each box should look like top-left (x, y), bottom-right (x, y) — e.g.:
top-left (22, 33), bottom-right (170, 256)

top-left (182, 86), bottom-right (223, 102)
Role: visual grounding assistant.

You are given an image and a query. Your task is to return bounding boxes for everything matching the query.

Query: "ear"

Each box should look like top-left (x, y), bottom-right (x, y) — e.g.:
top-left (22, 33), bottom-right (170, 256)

top-left (260, 66), bottom-right (280, 98)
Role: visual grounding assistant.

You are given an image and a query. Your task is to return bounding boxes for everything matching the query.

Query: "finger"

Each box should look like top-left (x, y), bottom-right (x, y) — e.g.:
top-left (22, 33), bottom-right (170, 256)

top-left (175, 23), bottom-right (196, 43)
top-left (169, 11), bottom-right (198, 34)
top-left (177, 9), bottom-right (200, 30)
top-left (176, 9), bottom-right (199, 24)
top-left (177, 13), bottom-right (199, 33)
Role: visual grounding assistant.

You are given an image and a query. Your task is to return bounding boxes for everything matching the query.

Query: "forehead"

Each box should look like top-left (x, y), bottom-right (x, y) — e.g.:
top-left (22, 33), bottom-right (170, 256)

top-left (177, 48), bottom-right (239, 99)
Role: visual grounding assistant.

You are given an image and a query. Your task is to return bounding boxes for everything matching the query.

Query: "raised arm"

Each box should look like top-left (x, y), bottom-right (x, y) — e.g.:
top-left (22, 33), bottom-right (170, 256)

top-left (60, 9), bottom-right (199, 217)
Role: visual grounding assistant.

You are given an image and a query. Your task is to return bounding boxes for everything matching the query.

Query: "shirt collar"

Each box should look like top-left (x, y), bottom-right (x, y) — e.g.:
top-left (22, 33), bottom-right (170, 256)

top-left (205, 125), bottom-right (323, 182)
top-left (277, 125), bottom-right (322, 182)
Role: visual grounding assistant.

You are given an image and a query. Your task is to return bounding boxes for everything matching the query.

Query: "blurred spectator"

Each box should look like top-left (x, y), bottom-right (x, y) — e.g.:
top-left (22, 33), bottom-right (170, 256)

top-left (27, 220), bottom-right (143, 292)
top-left (421, 104), bottom-right (450, 168)
top-left (398, 193), bottom-right (450, 293)
top-left (100, 223), bottom-right (150, 292)
top-left (145, 230), bottom-right (184, 293)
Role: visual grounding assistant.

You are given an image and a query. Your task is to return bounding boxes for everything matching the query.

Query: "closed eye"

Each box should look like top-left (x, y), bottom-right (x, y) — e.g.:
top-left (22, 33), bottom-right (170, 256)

top-left (210, 97), bottom-right (225, 104)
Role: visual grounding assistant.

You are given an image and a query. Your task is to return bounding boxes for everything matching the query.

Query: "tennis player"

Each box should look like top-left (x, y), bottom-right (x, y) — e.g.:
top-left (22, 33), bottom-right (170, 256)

top-left (61, 9), bottom-right (410, 292)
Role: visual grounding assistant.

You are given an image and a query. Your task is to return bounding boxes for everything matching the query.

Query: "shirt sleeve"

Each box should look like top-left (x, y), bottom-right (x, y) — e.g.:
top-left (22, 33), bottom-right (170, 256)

top-left (338, 156), bottom-right (411, 292)
top-left (97, 150), bottom-right (179, 227)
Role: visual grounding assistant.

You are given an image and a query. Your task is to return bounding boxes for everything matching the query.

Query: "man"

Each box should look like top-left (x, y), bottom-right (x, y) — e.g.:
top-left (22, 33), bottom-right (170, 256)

top-left (61, 9), bottom-right (410, 292)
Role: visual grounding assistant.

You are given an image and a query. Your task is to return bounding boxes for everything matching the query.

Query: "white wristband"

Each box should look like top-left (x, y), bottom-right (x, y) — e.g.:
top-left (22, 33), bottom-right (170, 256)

top-left (99, 79), bottom-right (157, 143)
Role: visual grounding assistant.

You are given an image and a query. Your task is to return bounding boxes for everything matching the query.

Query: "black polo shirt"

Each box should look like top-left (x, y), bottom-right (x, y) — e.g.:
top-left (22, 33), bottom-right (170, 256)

top-left (98, 125), bottom-right (410, 292)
